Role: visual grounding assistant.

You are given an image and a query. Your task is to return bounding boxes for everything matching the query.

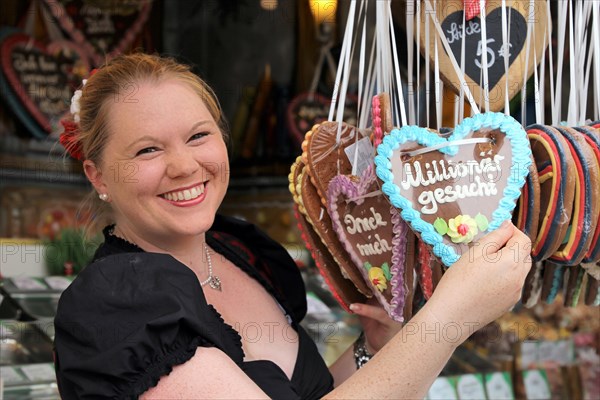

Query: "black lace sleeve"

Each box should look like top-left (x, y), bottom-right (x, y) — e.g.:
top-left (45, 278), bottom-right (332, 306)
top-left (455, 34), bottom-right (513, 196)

top-left (53, 252), bottom-right (244, 399)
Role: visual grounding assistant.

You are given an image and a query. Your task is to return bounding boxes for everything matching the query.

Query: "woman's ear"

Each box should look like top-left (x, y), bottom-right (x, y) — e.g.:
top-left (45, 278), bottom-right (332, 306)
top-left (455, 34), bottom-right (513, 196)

top-left (83, 160), bottom-right (107, 194)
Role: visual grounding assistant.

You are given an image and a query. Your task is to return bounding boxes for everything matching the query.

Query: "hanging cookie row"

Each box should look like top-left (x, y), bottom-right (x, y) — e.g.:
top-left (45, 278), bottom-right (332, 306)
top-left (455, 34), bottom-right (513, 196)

top-left (290, 107), bottom-right (599, 320)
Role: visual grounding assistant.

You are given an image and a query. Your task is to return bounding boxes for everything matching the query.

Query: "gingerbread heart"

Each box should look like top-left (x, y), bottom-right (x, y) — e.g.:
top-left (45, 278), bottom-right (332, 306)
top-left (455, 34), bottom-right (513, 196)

top-left (420, 0), bottom-right (548, 112)
top-left (299, 169), bottom-right (371, 296)
top-left (0, 30), bottom-right (90, 138)
top-left (575, 126), bottom-right (600, 264)
top-left (302, 121), bottom-right (369, 205)
top-left (43, 0), bottom-right (152, 66)
top-left (289, 157), bottom-right (366, 310)
top-left (287, 93), bottom-right (358, 147)
top-left (527, 125), bottom-right (576, 261)
top-left (375, 112), bottom-right (531, 266)
top-left (328, 165), bottom-right (408, 322)
top-left (549, 127), bottom-right (600, 266)
top-left (512, 160), bottom-right (540, 242)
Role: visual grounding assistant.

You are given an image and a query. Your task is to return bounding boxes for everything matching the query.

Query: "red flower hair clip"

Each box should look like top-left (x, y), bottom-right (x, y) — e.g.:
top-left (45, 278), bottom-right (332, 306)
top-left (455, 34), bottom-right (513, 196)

top-left (59, 119), bottom-right (84, 161)
top-left (59, 69), bottom-right (98, 161)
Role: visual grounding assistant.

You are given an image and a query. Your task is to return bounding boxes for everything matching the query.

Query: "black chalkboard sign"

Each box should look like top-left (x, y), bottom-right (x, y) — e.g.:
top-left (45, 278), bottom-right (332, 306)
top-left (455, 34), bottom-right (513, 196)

top-left (440, 7), bottom-right (527, 89)
top-left (0, 31), bottom-right (90, 137)
top-left (43, 0), bottom-right (152, 66)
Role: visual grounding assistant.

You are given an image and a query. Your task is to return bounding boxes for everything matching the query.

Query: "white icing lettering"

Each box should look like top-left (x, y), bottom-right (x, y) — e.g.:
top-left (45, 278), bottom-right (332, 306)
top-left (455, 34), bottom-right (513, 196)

top-left (356, 234), bottom-right (392, 256)
top-left (419, 178), bottom-right (499, 214)
top-left (344, 207), bottom-right (388, 234)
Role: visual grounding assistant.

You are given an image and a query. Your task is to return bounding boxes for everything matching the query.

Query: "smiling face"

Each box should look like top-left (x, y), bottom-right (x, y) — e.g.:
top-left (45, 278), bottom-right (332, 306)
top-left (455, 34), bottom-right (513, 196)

top-left (84, 79), bottom-right (229, 247)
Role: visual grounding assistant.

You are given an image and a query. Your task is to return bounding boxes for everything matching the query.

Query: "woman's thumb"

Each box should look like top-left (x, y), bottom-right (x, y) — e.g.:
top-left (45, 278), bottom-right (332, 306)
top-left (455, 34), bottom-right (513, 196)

top-left (477, 220), bottom-right (515, 257)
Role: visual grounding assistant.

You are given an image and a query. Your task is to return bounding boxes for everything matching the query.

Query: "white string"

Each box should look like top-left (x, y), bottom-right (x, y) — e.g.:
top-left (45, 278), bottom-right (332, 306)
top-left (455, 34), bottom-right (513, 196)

top-left (399, 138), bottom-right (492, 157)
top-left (388, 1), bottom-right (407, 127)
top-left (406, 0), bottom-right (416, 125)
top-left (553, 0), bottom-right (568, 125)
top-left (520, 0), bottom-right (536, 127)
top-left (546, 0), bottom-right (556, 125)
top-left (578, 1), bottom-right (594, 125)
top-left (459, 9), bottom-right (467, 121)
top-left (434, 27), bottom-right (442, 129)
top-left (479, 0), bottom-right (490, 112)
top-left (328, 0), bottom-right (356, 123)
top-left (501, 0), bottom-right (510, 114)
top-left (533, 27), bottom-right (542, 124)
top-left (582, 33), bottom-right (595, 125)
top-left (359, 33), bottom-right (377, 130)
top-left (416, 0), bottom-right (422, 125)
top-left (425, 0), bottom-right (431, 126)
top-left (538, 29), bottom-right (547, 124)
top-left (424, 0), bottom-right (480, 114)
top-left (357, 0), bottom-right (367, 126)
top-left (567, 0), bottom-right (577, 125)
top-left (334, 1), bottom-right (357, 143)
top-left (593, 2), bottom-right (600, 120)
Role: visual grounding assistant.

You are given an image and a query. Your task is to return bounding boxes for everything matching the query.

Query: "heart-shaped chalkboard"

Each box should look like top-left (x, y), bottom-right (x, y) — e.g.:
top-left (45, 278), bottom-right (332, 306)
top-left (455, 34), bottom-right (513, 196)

top-left (0, 30), bottom-right (91, 138)
top-left (43, 0), bottom-right (152, 66)
top-left (375, 112), bottom-right (532, 266)
top-left (328, 165), bottom-right (408, 322)
top-left (287, 92), bottom-right (358, 147)
top-left (442, 8), bottom-right (526, 88)
top-left (420, 0), bottom-right (548, 112)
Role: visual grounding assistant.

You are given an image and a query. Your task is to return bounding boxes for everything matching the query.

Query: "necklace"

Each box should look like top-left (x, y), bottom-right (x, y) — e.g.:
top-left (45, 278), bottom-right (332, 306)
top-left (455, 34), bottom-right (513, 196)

top-left (200, 243), bottom-right (222, 291)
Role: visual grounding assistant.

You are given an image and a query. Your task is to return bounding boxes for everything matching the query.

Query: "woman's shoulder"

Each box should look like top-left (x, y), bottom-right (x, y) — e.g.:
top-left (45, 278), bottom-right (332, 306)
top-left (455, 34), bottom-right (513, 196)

top-left (54, 252), bottom-right (245, 398)
top-left (54, 252), bottom-right (208, 341)
top-left (61, 252), bottom-right (196, 303)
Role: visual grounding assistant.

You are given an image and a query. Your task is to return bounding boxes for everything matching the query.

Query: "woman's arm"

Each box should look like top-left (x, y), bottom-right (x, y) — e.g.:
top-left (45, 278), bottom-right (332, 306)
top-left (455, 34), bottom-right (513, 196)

top-left (141, 347), bottom-right (269, 399)
top-left (325, 222), bottom-right (531, 399)
top-left (143, 222), bottom-right (530, 399)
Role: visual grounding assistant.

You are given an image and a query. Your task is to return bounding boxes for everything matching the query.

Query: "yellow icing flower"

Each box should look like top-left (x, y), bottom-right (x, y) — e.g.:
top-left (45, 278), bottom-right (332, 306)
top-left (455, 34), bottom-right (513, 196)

top-left (447, 214), bottom-right (478, 244)
top-left (369, 267), bottom-right (388, 292)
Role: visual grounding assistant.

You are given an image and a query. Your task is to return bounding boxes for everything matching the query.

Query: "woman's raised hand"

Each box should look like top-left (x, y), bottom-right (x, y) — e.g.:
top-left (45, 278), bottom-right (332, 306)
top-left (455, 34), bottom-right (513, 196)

top-left (426, 221), bottom-right (532, 342)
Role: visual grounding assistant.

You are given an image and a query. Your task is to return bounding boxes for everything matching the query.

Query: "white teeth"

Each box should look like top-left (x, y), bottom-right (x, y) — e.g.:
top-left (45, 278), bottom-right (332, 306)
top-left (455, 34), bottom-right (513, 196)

top-left (162, 183), bottom-right (205, 202)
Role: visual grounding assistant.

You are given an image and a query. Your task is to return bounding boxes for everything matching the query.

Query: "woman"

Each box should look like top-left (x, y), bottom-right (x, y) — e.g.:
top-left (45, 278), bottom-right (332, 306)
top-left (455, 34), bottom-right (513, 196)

top-left (54, 53), bottom-right (532, 399)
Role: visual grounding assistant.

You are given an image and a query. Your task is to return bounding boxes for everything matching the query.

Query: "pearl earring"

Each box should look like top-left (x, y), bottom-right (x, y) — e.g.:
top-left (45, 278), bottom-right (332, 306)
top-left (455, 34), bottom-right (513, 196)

top-left (99, 193), bottom-right (109, 201)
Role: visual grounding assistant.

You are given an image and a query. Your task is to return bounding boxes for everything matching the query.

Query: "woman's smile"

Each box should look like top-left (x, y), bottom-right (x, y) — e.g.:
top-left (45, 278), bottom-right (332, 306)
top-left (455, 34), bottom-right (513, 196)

top-left (159, 181), bottom-right (207, 206)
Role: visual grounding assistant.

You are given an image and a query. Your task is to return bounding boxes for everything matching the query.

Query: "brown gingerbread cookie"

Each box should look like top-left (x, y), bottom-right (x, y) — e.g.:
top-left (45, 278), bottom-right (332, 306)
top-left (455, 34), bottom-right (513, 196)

top-left (300, 170), bottom-right (371, 297)
top-left (527, 125), bottom-right (577, 261)
top-left (550, 127), bottom-right (600, 265)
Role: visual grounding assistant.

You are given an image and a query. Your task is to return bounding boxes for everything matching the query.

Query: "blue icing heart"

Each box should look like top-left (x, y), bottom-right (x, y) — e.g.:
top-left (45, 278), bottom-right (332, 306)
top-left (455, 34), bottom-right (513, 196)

top-left (375, 112), bottom-right (532, 267)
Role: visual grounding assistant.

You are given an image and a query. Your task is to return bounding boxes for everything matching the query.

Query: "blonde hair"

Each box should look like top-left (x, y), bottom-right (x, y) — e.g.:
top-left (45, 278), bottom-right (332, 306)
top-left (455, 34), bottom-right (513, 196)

top-left (73, 53), bottom-right (228, 236)
top-left (78, 52), bottom-right (228, 164)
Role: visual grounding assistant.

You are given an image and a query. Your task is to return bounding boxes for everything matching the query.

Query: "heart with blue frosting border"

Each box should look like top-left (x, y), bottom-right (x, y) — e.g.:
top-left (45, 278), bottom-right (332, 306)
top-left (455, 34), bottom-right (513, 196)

top-left (375, 112), bottom-right (531, 267)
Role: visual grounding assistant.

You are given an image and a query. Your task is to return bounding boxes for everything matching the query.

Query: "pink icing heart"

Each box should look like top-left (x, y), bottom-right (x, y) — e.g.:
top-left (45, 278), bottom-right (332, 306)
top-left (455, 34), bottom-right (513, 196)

top-left (327, 165), bottom-right (409, 322)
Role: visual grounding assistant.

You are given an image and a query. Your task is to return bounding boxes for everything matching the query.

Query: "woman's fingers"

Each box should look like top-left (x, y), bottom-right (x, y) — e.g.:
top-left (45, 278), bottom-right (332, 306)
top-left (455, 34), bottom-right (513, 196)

top-left (349, 303), bottom-right (389, 323)
top-left (479, 221), bottom-right (515, 258)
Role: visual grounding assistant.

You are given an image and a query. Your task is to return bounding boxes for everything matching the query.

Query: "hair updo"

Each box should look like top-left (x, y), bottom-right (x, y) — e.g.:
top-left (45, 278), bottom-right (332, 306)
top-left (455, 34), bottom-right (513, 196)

top-left (77, 53), bottom-right (227, 164)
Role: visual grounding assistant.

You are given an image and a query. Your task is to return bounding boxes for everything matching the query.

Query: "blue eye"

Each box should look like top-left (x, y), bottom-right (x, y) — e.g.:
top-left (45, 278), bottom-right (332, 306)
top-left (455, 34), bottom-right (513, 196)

top-left (135, 147), bottom-right (158, 156)
top-left (188, 132), bottom-right (208, 142)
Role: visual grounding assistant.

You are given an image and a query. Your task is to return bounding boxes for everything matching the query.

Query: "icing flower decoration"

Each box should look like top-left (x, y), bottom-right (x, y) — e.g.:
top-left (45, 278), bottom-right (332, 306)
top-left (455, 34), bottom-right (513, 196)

top-left (474, 213), bottom-right (490, 232)
top-left (368, 267), bottom-right (388, 292)
top-left (433, 217), bottom-right (449, 235)
top-left (447, 214), bottom-right (479, 244)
